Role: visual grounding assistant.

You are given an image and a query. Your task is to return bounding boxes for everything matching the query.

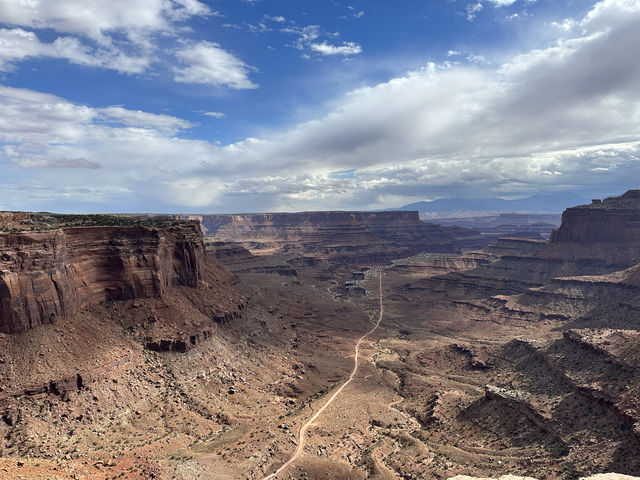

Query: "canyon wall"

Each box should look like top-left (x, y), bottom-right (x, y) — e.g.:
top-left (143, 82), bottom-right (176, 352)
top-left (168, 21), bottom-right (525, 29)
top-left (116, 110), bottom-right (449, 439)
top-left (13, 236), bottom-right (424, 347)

top-left (412, 190), bottom-right (640, 301)
top-left (0, 223), bottom-right (206, 334)
top-left (541, 190), bottom-right (640, 268)
top-left (551, 190), bottom-right (640, 244)
top-left (193, 211), bottom-right (482, 262)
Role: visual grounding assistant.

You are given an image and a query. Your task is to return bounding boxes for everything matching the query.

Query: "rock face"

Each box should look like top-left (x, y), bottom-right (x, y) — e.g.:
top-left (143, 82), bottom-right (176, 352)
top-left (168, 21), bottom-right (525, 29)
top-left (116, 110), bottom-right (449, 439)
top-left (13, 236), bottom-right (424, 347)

top-left (415, 191), bottom-right (640, 302)
top-left (474, 191), bottom-right (640, 325)
top-left (0, 223), bottom-right (206, 334)
top-left (542, 190), bottom-right (640, 268)
top-left (205, 240), bottom-right (254, 264)
top-left (551, 190), bottom-right (640, 244)
top-left (195, 211), bottom-right (482, 263)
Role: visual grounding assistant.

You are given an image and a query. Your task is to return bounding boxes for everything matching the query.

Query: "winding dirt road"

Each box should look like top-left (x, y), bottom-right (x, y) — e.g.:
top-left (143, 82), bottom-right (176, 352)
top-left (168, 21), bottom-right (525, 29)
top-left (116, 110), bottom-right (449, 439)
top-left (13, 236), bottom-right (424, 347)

top-left (262, 271), bottom-right (385, 479)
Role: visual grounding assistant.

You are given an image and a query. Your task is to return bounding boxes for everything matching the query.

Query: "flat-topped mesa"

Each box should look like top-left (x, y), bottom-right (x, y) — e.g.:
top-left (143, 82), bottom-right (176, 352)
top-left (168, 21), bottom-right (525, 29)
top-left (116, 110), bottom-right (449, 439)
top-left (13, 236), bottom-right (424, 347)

top-left (200, 210), bottom-right (422, 230)
top-left (0, 221), bottom-right (206, 334)
top-left (535, 189), bottom-right (640, 271)
top-left (550, 190), bottom-right (640, 244)
top-left (196, 210), bottom-right (481, 261)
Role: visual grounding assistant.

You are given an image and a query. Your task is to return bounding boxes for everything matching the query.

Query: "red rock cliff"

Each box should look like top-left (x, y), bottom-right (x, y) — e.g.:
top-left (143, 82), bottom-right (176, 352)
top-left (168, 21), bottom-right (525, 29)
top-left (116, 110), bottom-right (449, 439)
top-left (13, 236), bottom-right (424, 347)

top-left (0, 223), bottom-right (206, 334)
top-left (195, 210), bottom-right (481, 260)
top-left (550, 190), bottom-right (640, 244)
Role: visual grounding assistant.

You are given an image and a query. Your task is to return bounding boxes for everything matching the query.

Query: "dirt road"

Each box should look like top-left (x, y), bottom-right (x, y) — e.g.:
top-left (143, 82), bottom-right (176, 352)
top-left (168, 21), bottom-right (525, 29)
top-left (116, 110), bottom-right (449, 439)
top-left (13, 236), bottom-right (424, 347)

top-left (262, 272), bottom-right (385, 479)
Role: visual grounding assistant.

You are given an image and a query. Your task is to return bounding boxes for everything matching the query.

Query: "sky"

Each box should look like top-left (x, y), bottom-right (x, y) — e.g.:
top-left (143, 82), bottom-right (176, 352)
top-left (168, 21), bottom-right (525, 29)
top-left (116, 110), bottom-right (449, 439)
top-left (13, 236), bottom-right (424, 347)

top-left (0, 0), bottom-right (639, 213)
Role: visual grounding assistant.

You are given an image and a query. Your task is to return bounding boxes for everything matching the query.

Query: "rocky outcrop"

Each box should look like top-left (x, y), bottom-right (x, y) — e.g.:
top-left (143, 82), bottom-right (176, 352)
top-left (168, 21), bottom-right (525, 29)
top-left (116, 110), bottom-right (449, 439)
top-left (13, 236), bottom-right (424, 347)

top-left (146, 329), bottom-right (215, 353)
top-left (483, 237), bottom-right (547, 256)
top-left (0, 212), bottom-right (30, 231)
top-left (462, 384), bottom-right (569, 455)
top-left (0, 223), bottom-right (207, 334)
top-left (448, 343), bottom-right (489, 370)
top-left (543, 190), bottom-right (640, 268)
top-left (205, 240), bottom-right (254, 264)
top-left (551, 190), bottom-right (640, 244)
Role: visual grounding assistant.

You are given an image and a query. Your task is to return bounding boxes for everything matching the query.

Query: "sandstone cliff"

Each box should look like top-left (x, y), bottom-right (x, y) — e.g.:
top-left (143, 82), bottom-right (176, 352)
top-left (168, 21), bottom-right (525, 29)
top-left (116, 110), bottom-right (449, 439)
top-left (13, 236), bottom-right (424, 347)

top-left (551, 190), bottom-right (640, 244)
top-left (0, 220), bottom-right (207, 334)
top-left (542, 190), bottom-right (640, 267)
top-left (479, 191), bottom-right (640, 325)
top-left (194, 210), bottom-right (482, 263)
top-left (414, 191), bottom-right (640, 301)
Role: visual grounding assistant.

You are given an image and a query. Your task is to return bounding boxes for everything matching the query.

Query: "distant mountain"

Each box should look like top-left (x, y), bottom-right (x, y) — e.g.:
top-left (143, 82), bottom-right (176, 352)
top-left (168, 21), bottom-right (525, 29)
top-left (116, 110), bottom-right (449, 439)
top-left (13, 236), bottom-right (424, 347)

top-left (391, 193), bottom-right (591, 215)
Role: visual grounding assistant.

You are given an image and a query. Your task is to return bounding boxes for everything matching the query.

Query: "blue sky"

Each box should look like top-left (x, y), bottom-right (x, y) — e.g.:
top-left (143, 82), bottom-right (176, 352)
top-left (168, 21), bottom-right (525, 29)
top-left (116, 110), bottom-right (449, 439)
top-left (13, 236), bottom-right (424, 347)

top-left (0, 0), bottom-right (638, 213)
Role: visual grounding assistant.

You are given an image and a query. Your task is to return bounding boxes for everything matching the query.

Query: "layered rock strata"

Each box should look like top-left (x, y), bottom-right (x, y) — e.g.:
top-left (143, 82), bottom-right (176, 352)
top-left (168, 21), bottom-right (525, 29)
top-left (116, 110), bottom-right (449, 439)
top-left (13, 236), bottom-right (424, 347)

top-left (494, 264), bottom-right (640, 323)
top-left (416, 191), bottom-right (640, 301)
top-left (543, 190), bottom-right (640, 267)
top-left (0, 222), bottom-right (207, 334)
top-left (196, 211), bottom-right (483, 263)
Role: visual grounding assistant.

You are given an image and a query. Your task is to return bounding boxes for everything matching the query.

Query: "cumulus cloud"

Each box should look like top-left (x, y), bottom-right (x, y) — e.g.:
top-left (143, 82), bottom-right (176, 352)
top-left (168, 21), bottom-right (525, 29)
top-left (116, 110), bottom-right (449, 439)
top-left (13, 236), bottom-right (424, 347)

top-left (0, 28), bottom-right (150, 73)
top-left (172, 41), bottom-right (257, 89)
top-left (0, 0), bottom-right (257, 87)
top-left (0, 0), bottom-right (211, 43)
top-left (1, 0), bottom-right (640, 211)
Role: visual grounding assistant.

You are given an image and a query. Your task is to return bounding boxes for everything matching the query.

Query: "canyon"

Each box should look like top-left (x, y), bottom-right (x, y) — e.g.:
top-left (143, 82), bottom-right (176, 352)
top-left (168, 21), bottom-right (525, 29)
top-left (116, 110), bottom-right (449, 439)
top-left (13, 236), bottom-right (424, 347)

top-left (1, 192), bottom-right (640, 479)
top-left (180, 210), bottom-right (486, 263)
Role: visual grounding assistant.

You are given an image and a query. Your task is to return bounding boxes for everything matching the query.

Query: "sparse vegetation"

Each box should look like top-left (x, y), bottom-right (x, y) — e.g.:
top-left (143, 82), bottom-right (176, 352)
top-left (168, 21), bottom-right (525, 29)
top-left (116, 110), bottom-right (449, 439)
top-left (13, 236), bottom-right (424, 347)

top-left (0, 212), bottom-right (188, 232)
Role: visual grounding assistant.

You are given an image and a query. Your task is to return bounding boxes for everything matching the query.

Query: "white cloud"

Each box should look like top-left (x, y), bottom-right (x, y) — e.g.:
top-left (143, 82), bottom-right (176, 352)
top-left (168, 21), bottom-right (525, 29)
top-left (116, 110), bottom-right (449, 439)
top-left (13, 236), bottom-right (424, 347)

top-left (0, 0), bottom-right (255, 88)
top-left (0, 86), bottom-right (193, 144)
top-left (551, 17), bottom-right (578, 32)
top-left (280, 24), bottom-right (361, 57)
top-left (466, 2), bottom-right (483, 20)
top-left (2, 0), bottom-right (640, 211)
top-left (172, 41), bottom-right (258, 89)
top-left (340, 10), bottom-right (365, 20)
top-left (467, 0), bottom-right (519, 21)
top-left (0, 28), bottom-right (149, 73)
top-left (281, 25), bottom-right (322, 50)
top-left (247, 22), bottom-right (271, 33)
top-left (0, 28), bottom-right (47, 71)
top-left (466, 53), bottom-right (490, 64)
top-left (309, 41), bottom-right (362, 56)
top-left (203, 112), bottom-right (226, 118)
top-left (97, 106), bottom-right (194, 134)
top-left (0, 0), bottom-right (211, 43)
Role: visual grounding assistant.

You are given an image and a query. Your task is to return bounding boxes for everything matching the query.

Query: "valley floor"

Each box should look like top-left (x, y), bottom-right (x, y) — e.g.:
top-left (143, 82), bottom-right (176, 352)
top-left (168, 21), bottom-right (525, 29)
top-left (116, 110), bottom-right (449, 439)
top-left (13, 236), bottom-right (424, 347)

top-left (2, 253), bottom-right (639, 479)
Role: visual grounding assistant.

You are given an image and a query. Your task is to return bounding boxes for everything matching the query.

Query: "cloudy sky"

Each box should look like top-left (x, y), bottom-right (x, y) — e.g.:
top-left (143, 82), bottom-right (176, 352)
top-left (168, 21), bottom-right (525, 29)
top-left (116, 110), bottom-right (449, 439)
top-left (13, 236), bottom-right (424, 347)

top-left (0, 0), bottom-right (638, 213)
